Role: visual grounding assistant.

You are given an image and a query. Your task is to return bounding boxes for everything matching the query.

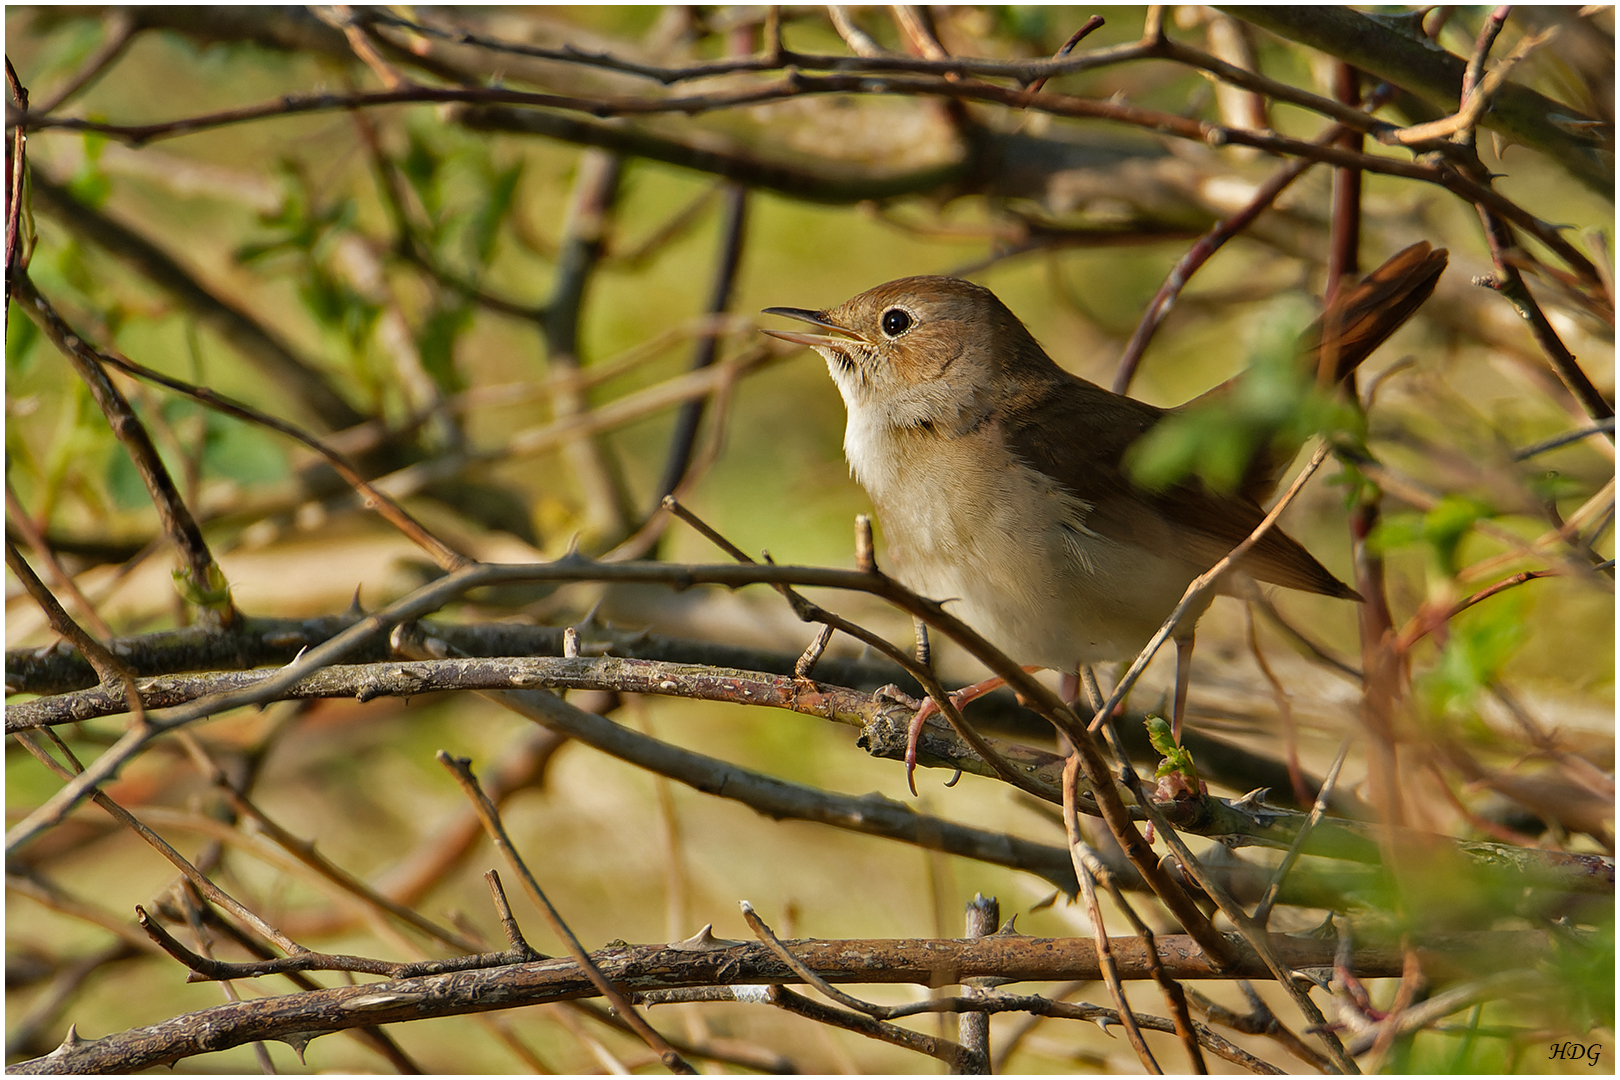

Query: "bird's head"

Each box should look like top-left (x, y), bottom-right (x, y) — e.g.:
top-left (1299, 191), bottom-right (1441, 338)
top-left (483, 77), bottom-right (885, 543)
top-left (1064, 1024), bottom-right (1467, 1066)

top-left (763, 276), bottom-right (1047, 431)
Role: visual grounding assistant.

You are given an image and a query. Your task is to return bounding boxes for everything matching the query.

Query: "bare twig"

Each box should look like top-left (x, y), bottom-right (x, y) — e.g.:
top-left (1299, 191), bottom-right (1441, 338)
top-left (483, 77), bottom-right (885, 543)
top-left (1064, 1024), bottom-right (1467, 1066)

top-left (1088, 443), bottom-right (1332, 734)
top-left (1114, 78), bottom-right (1401, 393)
top-left (1253, 739), bottom-right (1352, 927)
top-left (662, 496), bottom-right (1040, 799)
top-left (546, 149), bottom-right (633, 547)
top-left (133, 904), bottom-right (528, 982)
top-left (1342, 969), bottom-right (1530, 1056)
top-left (13, 551), bottom-right (1608, 899)
top-left (4, 928), bottom-right (1538, 1073)
top-left (13, 731), bottom-right (305, 957)
top-left (5, 58), bottom-right (28, 306)
top-left (373, 343), bottom-right (781, 502)
top-left (436, 752), bottom-right (695, 1074)
top-left (147, 893), bottom-right (426, 1072)
top-left (827, 7), bottom-right (885, 58)
top-left (764, 984), bottom-right (968, 1068)
top-left (44, 299), bottom-right (471, 571)
top-left (957, 894), bottom-right (998, 1074)
top-left (1021, 16), bottom-right (1107, 97)
top-left (16, 653), bottom-right (1607, 896)
top-left (1098, 746), bottom-right (1359, 1072)
top-left (14, 276), bottom-right (238, 625)
top-left (5, 538), bottom-right (123, 686)
top-left (2, 943), bottom-right (141, 1060)
top-left (1062, 756), bottom-right (1161, 1073)
top-left (1477, 208), bottom-right (1613, 426)
top-left (13, 75), bottom-right (1598, 285)
top-left (1393, 569), bottom-right (1560, 654)
top-left (385, 638), bottom-right (1083, 893)
top-left (1245, 604), bottom-right (1311, 807)
top-left (740, 902), bottom-right (889, 1018)
top-left (1387, 17), bottom-right (1553, 147)
top-left (1083, 849), bottom-right (1207, 1072)
top-left (656, 184), bottom-right (749, 501)
top-left (174, 734), bottom-right (483, 953)
top-left (315, 4), bottom-right (409, 89)
top-left (27, 11), bottom-right (138, 115)
top-left (1513, 418), bottom-right (1615, 459)
top-left (1187, 982), bottom-right (1330, 1073)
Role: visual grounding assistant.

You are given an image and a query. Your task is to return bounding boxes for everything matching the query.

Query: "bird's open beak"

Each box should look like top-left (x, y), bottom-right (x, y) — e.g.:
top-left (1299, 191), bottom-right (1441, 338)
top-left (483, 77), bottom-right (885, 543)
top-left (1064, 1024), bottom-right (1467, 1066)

top-left (759, 307), bottom-right (870, 349)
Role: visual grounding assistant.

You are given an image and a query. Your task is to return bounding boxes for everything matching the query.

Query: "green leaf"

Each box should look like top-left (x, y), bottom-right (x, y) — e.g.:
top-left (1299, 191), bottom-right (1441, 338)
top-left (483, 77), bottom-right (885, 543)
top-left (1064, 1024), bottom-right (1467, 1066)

top-left (1368, 496), bottom-right (1494, 576)
top-left (6, 302), bottom-right (40, 374)
top-left (173, 560), bottom-right (232, 612)
top-left (1367, 510), bottom-right (1428, 554)
top-left (103, 444), bottom-right (152, 510)
top-left (1145, 714), bottom-right (1200, 788)
top-left (1525, 468), bottom-right (1585, 504)
top-left (1545, 919), bottom-right (1614, 1035)
top-left (1422, 495), bottom-right (1493, 576)
top-left (1126, 292), bottom-right (1358, 494)
top-left (467, 159), bottom-right (524, 269)
top-left (1418, 591), bottom-right (1528, 718)
top-left (298, 265), bottom-right (380, 352)
top-left (201, 413), bottom-right (288, 486)
top-left (66, 132), bottom-right (112, 208)
top-left (416, 302), bottom-right (473, 393)
top-left (402, 130), bottom-right (442, 224)
top-left (998, 6), bottom-right (1051, 42)
top-left (55, 241), bottom-right (97, 297)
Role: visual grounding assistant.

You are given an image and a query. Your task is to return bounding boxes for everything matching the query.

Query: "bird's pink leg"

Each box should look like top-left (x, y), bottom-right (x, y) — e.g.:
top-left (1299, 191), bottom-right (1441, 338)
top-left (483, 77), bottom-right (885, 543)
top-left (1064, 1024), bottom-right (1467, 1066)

top-left (905, 667), bottom-right (1042, 795)
top-left (1172, 633), bottom-right (1195, 741)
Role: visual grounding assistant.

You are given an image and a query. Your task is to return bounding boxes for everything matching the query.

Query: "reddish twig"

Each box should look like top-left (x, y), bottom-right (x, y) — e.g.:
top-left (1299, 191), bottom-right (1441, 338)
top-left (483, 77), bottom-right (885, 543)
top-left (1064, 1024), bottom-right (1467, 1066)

top-left (1112, 80), bottom-right (1398, 393)
top-left (1393, 569), bottom-right (1560, 655)
top-left (5, 57), bottom-right (27, 309)
top-left (1020, 16), bottom-right (1107, 97)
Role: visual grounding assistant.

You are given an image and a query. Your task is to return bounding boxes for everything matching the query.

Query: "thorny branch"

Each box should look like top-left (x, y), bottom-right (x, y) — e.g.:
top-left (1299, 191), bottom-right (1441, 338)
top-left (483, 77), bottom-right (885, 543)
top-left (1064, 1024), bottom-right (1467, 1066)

top-left (10, 928), bottom-right (1530, 1073)
top-left (439, 753), bottom-right (695, 1073)
top-left (5, 7), bottom-right (1611, 1073)
top-left (8, 67), bottom-right (1604, 289)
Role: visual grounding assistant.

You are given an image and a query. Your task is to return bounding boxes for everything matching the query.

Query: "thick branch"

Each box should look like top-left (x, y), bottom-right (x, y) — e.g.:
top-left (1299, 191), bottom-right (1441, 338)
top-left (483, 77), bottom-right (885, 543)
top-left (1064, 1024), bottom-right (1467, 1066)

top-left (1222, 6), bottom-right (1610, 197)
top-left (9, 932), bottom-right (1533, 1074)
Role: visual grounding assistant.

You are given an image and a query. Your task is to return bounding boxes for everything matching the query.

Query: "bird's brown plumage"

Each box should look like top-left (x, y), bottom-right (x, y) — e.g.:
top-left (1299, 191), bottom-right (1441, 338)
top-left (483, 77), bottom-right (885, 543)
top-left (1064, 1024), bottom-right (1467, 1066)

top-left (763, 243), bottom-right (1447, 672)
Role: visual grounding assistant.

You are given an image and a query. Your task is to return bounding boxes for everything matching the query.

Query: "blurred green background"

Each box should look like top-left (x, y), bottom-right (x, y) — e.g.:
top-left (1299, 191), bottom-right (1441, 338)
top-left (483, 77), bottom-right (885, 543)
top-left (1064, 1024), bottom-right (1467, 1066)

top-left (6, 6), bottom-right (1613, 1073)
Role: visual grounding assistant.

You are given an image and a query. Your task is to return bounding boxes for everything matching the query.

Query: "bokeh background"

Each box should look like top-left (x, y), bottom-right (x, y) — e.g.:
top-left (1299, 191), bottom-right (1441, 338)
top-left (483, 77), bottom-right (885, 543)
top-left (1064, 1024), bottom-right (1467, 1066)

top-left (6, 6), bottom-right (1613, 1073)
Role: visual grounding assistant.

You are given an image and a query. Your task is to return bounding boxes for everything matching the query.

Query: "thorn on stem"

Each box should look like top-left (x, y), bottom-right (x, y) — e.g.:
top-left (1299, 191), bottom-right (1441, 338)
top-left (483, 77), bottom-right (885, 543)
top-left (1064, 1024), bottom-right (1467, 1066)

top-left (853, 514), bottom-right (875, 572)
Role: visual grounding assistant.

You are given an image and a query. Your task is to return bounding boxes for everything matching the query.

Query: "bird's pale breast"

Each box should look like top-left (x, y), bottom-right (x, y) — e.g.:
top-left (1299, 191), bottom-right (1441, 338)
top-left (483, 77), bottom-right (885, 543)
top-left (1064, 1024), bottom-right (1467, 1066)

top-left (847, 412), bottom-right (1201, 670)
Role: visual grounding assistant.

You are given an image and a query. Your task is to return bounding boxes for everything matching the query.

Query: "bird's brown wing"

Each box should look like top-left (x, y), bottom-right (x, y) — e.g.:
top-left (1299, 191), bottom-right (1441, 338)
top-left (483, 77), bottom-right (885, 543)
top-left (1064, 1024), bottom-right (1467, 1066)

top-left (1186, 242), bottom-right (1449, 503)
top-left (1002, 376), bottom-right (1359, 599)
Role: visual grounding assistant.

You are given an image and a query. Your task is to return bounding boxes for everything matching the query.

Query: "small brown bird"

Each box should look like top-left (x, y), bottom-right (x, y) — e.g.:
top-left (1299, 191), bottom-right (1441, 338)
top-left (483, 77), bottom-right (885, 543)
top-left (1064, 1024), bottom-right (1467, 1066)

top-left (763, 244), bottom-right (1446, 784)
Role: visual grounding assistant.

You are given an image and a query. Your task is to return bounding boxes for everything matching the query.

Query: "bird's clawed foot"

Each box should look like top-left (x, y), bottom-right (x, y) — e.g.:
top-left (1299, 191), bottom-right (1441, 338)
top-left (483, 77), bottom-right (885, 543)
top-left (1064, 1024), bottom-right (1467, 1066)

top-left (898, 668), bottom-right (1040, 796)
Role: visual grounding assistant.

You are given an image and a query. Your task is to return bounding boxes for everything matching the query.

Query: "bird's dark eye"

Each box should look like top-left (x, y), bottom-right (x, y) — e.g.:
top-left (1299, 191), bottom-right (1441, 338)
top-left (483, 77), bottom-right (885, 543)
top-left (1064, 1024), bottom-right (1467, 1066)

top-left (881, 308), bottom-right (913, 337)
